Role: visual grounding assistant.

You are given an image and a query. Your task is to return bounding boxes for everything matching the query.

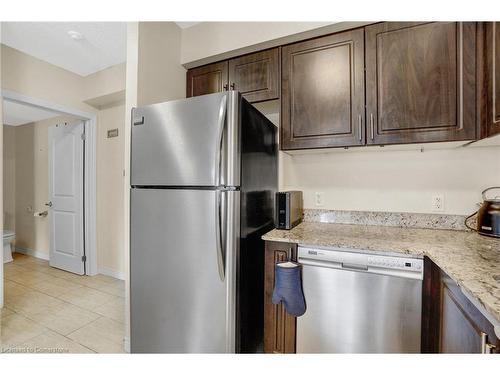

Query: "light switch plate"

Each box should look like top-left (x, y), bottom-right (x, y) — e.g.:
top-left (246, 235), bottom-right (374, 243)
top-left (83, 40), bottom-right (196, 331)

top-left (107, 128), bottom-right (119, 138)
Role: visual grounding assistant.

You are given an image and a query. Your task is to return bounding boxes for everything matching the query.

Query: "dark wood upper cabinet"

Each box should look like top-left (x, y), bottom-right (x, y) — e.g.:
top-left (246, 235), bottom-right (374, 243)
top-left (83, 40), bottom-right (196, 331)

top-left (186, 61), bottom-right (228, 98)
top-left (229, 48), bottom-right (280, 103)
top-left (186, 48), bottom-right (279, 103)
top-left (365, 22), bottom-right (477, 145)
top-left (185, 22), bottom-right (494, 150)
top-left (281, 29), bottom-right (365, 150)
top-left (264, 241), bottom-right (297, 354)
top-left (484, 22), bottom-right (500, 137)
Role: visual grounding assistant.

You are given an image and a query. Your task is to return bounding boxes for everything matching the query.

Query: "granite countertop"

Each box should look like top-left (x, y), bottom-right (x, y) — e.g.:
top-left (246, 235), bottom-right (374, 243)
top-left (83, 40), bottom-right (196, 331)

top-left (263, 222), bottom-right (500, 325)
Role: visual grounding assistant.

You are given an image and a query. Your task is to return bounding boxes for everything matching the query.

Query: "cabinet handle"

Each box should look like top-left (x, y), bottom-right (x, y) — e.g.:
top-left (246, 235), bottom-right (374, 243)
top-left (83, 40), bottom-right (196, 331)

top-left (223, 83), bottom-right (229, 91)
top-left (370, 113), bottom-right (374, 141)
top-left (358, 114), bottom-right (362, 142)
top-left (230, 83), bottom-right (235, 90)
top-left (480, 332), bottom-right (496, 353)
top-left (486, 343), bottom-right (496, 353)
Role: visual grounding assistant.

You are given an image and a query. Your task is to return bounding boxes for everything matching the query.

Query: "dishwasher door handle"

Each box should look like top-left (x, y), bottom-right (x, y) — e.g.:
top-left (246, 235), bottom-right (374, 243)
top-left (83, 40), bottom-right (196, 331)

top-left (299, 258), bottom-right (368, 272)
top-left (341, 263), bottom-right (368, 272)
top-left (298, 258), bottom-right (342, 270)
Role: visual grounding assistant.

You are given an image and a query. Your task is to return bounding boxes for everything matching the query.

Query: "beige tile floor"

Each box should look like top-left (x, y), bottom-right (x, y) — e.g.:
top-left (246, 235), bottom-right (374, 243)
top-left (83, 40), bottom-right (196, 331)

top-left (1, 253), bottom-right (125, 353)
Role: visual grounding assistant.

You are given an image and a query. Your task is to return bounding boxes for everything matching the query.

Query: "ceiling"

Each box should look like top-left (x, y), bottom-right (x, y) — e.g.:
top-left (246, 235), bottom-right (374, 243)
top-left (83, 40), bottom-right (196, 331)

top-left (0, 22), bottom-right (199, 77)
top-left (1, 22), bottom-right (127, 76)
top-left (3, 100), bottom-right (60, 126)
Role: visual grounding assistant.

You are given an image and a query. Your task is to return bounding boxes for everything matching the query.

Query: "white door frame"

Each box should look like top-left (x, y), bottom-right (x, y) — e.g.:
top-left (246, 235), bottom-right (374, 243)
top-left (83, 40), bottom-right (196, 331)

top-left (1, 89), bottom-right (98, 276)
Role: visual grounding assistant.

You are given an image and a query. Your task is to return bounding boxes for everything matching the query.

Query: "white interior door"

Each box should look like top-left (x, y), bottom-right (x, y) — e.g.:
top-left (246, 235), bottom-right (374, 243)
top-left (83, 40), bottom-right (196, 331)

top-left (48, 121), bottom-right (85, 275)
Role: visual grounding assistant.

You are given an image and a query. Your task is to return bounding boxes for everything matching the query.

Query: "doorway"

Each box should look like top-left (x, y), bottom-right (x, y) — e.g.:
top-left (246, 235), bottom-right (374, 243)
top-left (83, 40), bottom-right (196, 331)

top-left (1, 94), bottom-right (127, 353)
top-left (1, 91), bottom-right (97, 276)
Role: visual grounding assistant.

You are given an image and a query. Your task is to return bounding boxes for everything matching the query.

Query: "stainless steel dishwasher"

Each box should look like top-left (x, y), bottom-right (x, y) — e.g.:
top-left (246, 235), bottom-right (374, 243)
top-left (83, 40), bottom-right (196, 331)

top-left (296, 246), bottom-right (423, 353)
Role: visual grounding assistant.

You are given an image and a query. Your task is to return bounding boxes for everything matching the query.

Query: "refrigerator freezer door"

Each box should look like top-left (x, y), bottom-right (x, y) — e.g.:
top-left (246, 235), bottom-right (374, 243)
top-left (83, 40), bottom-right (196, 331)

top-left (130, 188), bottom-right (233, 353)
top-left (131, 92), bottom-right (237, 187)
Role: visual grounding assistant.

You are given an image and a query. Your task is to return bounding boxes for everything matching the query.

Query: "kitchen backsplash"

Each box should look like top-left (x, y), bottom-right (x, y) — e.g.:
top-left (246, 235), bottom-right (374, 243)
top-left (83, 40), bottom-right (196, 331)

top-left (303, 209), bottom-right (473, 231)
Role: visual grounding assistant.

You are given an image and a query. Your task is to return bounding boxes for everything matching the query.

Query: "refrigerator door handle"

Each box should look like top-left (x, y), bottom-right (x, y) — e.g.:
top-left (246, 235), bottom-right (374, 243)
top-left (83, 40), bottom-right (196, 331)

top-left (215, 190), bottom-right (226, 281)
top-left (215, 95), bottom-right (227, 187)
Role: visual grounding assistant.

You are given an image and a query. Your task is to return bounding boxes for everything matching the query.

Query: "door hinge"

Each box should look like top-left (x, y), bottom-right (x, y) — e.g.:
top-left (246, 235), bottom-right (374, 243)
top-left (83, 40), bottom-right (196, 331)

top-left (81, 133), bottom-right (86, 141)
top-left (82, 255), bottom-right (87, 262)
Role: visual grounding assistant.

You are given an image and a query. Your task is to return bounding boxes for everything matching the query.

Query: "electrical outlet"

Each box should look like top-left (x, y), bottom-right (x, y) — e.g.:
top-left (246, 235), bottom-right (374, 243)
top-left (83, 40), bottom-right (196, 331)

top-left (431, 194), bottom-right (445, 212)
top-left (315, 192), bottom-right (324, 207)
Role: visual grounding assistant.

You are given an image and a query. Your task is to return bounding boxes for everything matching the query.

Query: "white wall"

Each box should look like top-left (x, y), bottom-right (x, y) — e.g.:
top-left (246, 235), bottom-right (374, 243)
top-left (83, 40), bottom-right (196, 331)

top-left (0, 23), bottom-right (4, 307)
top-left (83, 63), bottom-right (126, 101)
top-left (1, 44), bottom-right (95, 113)
top-left (281, 146), bottom-right (500, 215)
top-left (3, 125), bottom-right (15, 231)
top-left (123, 21), bottom-right (139, 354)
top-left (181, 22), bottom-right (354, 66)
top-left (137, 22), bottom-right (185, 105)
top-left (97, 105), bottom-right (125, 278)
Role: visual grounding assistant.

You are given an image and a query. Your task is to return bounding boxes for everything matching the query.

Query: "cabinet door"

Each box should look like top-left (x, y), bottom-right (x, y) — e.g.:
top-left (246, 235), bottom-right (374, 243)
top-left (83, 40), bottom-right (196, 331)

top-left (365, 22), bottom-right (477, 145)
top-left (485, 22), bottom-right (500, 137)
top-left (229, 48), bottom-right (280, 103)
top-left (264, 241), bottom-right (297, 354)
top-left (186, 61), bottom-right (228, 98)
top-left (281, 29), bottom-right (365, 150)
top-left (422, 259), bottom-right (499, 354)
top-left (440, 273), bottom-right (499, 353)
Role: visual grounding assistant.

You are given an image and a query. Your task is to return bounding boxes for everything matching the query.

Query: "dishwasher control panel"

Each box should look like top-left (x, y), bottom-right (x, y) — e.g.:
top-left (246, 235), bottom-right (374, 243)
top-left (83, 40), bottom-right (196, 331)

top-left (367, 255), bottom-right (422, 271)
top-left (298, 246), bottom-right (424, 280)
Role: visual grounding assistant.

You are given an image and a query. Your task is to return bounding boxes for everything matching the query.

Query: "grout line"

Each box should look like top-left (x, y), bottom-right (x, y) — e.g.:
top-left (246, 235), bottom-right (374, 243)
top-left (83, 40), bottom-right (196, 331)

top-left (3, 291), bottom-right (113, 353)
top-left (10, 319), bottom-right (98, 354)
top-left (63, 317), bottom-right (102, 337)
top-left (6, 263), bottom-right (124, 299)
top-left (3, 255), bottom-right (126, 353)
top-left (5, 257), bottom-right (125, 301)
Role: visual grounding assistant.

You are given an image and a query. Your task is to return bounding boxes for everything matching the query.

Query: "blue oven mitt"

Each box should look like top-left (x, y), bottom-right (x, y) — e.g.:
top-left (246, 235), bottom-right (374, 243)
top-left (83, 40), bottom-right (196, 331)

top-left (272, 261), bottom-right (306, 317)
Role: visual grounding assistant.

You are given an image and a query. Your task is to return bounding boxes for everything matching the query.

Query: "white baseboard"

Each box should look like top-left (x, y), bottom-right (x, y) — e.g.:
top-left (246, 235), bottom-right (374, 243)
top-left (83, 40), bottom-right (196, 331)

top-left (15, 247), bottom-right (125, 281)
top-left (15, 247), bottom-right (50, 261)
top-left (98, 266), bottom-right (125, 281)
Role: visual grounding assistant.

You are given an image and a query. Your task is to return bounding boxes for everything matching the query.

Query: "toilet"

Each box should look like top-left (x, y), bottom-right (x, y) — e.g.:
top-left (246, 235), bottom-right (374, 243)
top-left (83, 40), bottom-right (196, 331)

top-left (2, 230), bottom-right (15, 263)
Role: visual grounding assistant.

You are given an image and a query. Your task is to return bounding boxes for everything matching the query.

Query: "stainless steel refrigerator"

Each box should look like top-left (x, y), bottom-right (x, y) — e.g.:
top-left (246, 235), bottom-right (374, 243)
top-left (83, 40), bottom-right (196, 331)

top-left (130, 91), bottom-right (277, 353)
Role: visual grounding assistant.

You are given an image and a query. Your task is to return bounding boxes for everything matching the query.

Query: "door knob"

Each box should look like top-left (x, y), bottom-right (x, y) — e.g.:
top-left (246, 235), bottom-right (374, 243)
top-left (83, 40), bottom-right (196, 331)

top-left (45, 201), bottom-right (53, 208)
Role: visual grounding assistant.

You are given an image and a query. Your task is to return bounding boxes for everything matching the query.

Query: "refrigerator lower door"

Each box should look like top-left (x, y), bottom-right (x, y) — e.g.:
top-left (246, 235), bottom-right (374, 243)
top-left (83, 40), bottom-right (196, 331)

top-left (130, 188), bottom-right (236, 353)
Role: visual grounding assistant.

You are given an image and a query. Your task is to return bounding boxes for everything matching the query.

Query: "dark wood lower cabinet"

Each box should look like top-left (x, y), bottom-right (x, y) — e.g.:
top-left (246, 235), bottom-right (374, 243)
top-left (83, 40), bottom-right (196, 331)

top-left (422, 258), bottom-right (499, 353)
top-left (263, 241), bottom-right (297, 353)
top-left (262, 251), bottom-right (499, 354)
top-left (421, 257), bottom-right (442, 353)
